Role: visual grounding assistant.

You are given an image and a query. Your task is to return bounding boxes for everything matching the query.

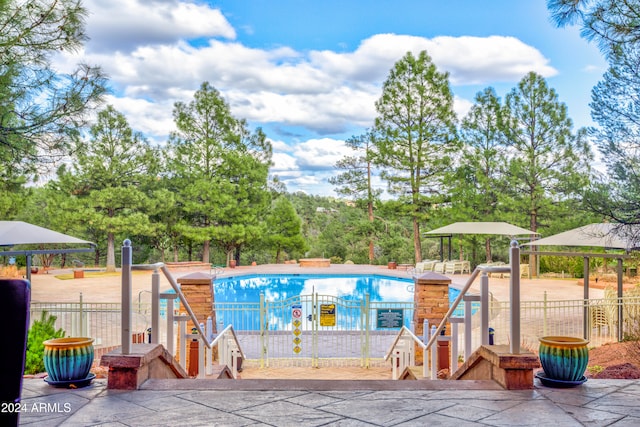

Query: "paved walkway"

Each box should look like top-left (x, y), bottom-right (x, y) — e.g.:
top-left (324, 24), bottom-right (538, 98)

top-left (29, 263), bottom-right (603, 303)
top-left (17, 377), bottom-right (640, 426)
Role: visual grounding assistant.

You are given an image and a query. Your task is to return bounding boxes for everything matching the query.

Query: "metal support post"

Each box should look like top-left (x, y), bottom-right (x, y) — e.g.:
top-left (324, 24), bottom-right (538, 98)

top-left (121, 239), bottom-right (132, 355)
top-left (481, 272), bottom-right (489, 345)
top-left (509, 240), bottom-right (521, 354)
top-left (618, 258), bottom-right (624, 342)
top-left (583, 257), bottom-right (590, 340)
top-left (151, 268), bottom-right (160, 344)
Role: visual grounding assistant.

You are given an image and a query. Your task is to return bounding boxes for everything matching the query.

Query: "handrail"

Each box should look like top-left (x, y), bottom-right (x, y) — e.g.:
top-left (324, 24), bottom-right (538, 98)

top-left (211, 324), bottom-right (246, 360)
top-left (423, 265), bottom-right (510, 353)
top-left (129, 258), bottom-right (246, 378)
top-left (131, 261), bottom-right (219, 349)
top-left (384, 326), bottom-right (425, 361)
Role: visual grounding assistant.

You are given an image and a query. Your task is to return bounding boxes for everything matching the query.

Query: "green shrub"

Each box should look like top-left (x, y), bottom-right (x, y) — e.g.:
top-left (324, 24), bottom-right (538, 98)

top-left (25, 311), bottom-right (66, 375)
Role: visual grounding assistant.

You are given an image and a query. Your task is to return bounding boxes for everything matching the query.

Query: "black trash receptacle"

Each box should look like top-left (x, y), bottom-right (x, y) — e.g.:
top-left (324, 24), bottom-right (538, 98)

top-left (0, 279), bottom-right (31, 427)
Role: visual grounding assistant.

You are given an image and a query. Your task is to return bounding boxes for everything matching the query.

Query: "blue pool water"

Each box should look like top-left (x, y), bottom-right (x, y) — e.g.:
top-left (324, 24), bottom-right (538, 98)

top-left (163, 274), bottom-right (465, 329)
top-left (209, 274), bottom-right (460, 304)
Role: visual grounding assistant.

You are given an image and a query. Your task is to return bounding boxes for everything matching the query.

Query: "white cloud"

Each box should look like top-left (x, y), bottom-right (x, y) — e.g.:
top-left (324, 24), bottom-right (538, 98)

top-left (583, 64), bottom-right (603, 73)
top-left (453, 96), bottom-right (475, 121)
top-left (53, 1), bottom-right (564, 196)
top-left (311, 34), bottom-right (557, 86)
top-left (293, 139), bottom-right (353, 171)
top-left (271, 151), bottom-right (298, 172)
top-left (84, 0), bottom-right (235, 53)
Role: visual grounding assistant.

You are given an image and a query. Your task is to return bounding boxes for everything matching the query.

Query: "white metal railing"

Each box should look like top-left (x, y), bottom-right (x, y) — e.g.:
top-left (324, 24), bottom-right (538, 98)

top-left (386, 240), bottom-right (520, 380)
top-left (35, 291), bottom-right (627, 364)
top-left (121, 241), bottom-right (245, 379)
top-left (384, 326), bottom-right (427, 379)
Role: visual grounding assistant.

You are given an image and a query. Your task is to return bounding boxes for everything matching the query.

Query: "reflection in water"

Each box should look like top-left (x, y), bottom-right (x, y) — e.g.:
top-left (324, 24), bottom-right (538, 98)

top-left (167, 274), bottom-right (464, 331)
top-left (214, 274), bottom-right (415, 303)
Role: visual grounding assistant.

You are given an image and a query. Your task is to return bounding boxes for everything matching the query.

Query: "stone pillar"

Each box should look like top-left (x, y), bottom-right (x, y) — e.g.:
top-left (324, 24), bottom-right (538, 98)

top-left (413, 272), bottom-right (450, 365)
top-left (176, 272), bottom-right (216, 370)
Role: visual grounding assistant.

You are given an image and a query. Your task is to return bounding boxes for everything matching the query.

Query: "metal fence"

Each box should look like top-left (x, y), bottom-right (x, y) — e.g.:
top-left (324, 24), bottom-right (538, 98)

top-left (30, 292), bottom-right (640, 366)
top-left (30, 298), bottom-right (153, 353)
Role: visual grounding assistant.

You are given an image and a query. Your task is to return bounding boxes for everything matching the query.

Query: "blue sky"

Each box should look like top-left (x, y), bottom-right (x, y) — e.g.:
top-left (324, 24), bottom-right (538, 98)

top-left (57, 0), bottom-right (607, 196)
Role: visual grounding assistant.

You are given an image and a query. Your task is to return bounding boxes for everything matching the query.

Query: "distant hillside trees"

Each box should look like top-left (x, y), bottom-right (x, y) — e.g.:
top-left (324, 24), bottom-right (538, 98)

top-left (263, 197), bottom-right (308, 263)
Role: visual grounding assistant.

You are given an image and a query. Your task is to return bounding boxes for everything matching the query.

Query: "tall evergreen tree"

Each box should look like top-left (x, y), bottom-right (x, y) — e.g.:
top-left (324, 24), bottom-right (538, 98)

top-left (168, 82), bottom-right (272, 265)
top-left (548, 0), bottom-right (640, 57)
top-left (587, 44), bottom-right (640, 228)
top-left (373, 51), bottom-right (459, 263)
top-left (56, 106), bottom-right (159, 271)
top-left (0, 0), bottom-right (106, 168)
top-left (452, 87), bottom-right (508, 262)
top-left (502, 72), bottom-right (593, 273)
top-left (329, 129), bottom-right (381, 263)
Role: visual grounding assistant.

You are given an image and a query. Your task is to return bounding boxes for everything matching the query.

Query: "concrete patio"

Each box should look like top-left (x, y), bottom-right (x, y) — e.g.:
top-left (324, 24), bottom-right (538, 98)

top-left (17, 376), bottom-right (640, 426)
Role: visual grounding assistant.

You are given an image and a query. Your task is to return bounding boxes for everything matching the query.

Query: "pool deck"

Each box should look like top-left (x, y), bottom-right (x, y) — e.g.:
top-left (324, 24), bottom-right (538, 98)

top-left (29, 262), bottom-right (603, 303)
top-left (17, 376), bottom-right (640, 426)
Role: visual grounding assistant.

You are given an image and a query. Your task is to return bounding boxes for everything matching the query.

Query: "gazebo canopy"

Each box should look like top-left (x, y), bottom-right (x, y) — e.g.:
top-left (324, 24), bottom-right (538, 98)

top-left (523, 223), bottom-right (639, 251)
top-left (0, 221), bottom-right (94, 282)
top-left (424, 221), bottom-right (537, 236)
top-left (521, 222), bottom-right (639, 342)
top-left (0, 221), bottom-right (92, 246)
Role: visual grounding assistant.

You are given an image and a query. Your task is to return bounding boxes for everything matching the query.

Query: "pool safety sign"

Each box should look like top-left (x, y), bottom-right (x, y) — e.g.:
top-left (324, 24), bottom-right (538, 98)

top-left (376, 309), bottom-right (404, 329)
top-left (292, 304), bottom-right (302, 354)
top-left (320, 303), bottom-right (336, 327)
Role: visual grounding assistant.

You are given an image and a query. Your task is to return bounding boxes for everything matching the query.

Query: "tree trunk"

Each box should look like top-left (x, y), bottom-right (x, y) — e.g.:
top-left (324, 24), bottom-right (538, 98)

top-left (485, 238), bottom-right (492, 262)
top-left (530, 209), bottom-right (538, 278)
top-left (173, 244), bottom-right (179, 262)
top-left (276, 247), bottom-right (281, 264)
top-left (94, 248), bottom-right (100, 267)
top-left (106, 232), bottom-right (116, 272)
top-left (413, 217), bottom-right (422, 264)
top-left (367, 156), bottom-right (375, 264)
top-left (202, 239), bottom-right (210, 263)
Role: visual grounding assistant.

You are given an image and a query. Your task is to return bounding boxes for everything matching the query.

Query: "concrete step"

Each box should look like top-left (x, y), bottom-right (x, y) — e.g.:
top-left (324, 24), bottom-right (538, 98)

top-left (141, 378), bottom-right (502, 391)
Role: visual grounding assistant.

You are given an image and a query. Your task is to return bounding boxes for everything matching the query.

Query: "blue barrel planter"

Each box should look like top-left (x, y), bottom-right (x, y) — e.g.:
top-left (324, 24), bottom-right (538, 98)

top-left (43, 337), bottom-right (94, 383)
top-left (539, 336), bottom-right (589, 382)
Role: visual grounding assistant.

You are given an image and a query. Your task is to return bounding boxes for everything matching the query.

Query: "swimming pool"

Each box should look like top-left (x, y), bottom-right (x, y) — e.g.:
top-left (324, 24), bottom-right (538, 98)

top-left (165, 274), bottom-right (464, 331)
top-left (213, 274), bottom-right (416, 303)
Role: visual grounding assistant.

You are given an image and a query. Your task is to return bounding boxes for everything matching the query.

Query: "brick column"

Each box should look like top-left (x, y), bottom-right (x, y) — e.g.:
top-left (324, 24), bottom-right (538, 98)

top-left (413, 272), bottom-right (450, 365)
top-left (176, 272), bottom-right (216, 370)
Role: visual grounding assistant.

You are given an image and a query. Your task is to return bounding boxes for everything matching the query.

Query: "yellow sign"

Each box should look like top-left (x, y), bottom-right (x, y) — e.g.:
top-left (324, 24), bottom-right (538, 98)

top-left (320, 304), bottom-right (336, 327)
top-left (293, 346), bottom-right (301, 354)
top-left (293, 328), bottom-right (301, 336)
top-left (293, 337), bottom-right (301, 345)
top-left (292, 319), bottom-right (301, 327)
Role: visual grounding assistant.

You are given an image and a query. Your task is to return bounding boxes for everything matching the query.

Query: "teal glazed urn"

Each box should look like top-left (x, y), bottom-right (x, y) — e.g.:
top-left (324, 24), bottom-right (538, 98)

top-left (539, 336), bottom-right (589, 382)
top-left (43, 337), bottom-right (94, 382)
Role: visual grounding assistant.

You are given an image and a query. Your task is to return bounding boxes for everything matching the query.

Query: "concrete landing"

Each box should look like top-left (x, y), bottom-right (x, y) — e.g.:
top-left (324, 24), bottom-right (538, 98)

top-left (100, 343), bottom-right (188, 390)
top-left (450, 344), bottom-right (541, 389)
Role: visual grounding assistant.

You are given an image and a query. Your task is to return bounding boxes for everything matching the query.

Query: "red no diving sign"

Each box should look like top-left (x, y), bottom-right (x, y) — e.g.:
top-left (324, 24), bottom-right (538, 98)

top-left (292, 304), bottom-right (302, 319)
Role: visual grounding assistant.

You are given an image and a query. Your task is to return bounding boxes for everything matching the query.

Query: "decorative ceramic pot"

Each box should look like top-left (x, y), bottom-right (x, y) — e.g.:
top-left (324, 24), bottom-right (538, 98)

top-left (43, 337), bottom-right (94, 382)
top-left (539, 336), bottom-right (589, 382)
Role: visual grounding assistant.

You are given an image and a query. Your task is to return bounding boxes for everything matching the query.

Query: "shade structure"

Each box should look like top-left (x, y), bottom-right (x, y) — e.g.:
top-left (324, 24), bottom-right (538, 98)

top-left (0, 221), bottom-right (94, 282)
top-left (0, 221), bottom-right (92, 246)
top-left (521, 222), bottom-right (639, 343)
top-left (424, 222), bottom-right (537, 236)
top-left (522, 223), bottom-right (639, 251)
